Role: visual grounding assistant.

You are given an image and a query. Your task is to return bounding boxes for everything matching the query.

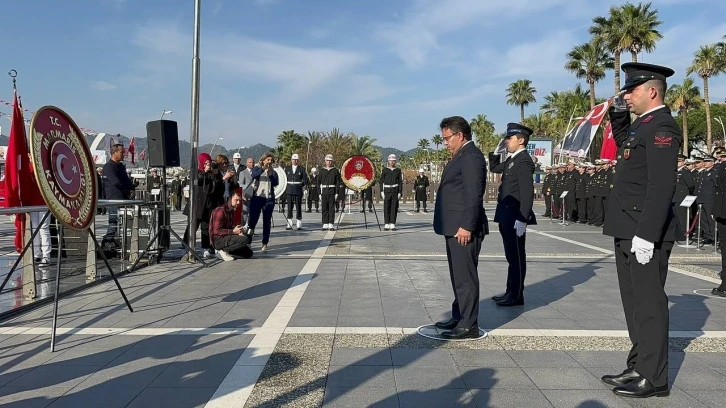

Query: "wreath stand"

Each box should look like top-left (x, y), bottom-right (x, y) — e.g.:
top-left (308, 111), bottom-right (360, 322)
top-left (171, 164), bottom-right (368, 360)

top-left (338, 155), bottom-right (382, 231)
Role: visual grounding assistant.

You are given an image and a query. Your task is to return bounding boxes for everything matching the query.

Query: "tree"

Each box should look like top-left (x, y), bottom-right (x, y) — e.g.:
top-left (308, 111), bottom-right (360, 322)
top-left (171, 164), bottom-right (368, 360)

top-left (687, 44), bottom-right (726, 152)
top-left (674, 104), bottom-right (726, 152)
top-left (323, 127), bottom-right (353, 165)
top-left (276, 130), bottom-right (306, 164)
top-left (539, 85), bottom-right (592, 144)
top-left (590, 5), bottom-right (626, 94)
top-left (431, 134), bottom-right (443, 151)
top-left (352, 135), bottom-right (380, 163)
top-left (506, 79), bottom-right (537, 124)
top-left (565, 41), bottom-right (614, 108)
top-left (417, 138), bottom-right (430, 151)
top-left (619, 2), bottom-right (663, 62)
top-left (523, 113), bottom-right (556, 138)
top-left (666, 77), bottom-right (702, 155)
top-left (470, 114), bottom-right (498, 154)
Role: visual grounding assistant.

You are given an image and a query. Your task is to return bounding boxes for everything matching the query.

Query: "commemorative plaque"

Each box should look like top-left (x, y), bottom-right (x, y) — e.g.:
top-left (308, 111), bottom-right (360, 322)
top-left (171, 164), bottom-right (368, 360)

top-left (340, 155), bottom-right (377, 192)
top-left (29, 106), bottom-right (97, 230)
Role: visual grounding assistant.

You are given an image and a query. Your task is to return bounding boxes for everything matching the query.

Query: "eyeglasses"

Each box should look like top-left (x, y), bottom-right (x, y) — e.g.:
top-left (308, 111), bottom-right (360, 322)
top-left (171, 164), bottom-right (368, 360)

top-left (442, 132), bottom-right (460, 142)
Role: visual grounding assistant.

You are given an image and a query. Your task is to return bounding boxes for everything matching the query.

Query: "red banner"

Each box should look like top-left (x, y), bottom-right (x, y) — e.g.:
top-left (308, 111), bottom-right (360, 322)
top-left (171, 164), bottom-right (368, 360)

top-left (600, 122), bottom-right (616, 160)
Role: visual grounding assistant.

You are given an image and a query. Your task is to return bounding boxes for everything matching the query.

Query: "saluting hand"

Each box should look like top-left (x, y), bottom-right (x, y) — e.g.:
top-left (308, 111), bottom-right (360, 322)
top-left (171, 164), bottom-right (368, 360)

top-left (454, 227), bottom-right (471, 246)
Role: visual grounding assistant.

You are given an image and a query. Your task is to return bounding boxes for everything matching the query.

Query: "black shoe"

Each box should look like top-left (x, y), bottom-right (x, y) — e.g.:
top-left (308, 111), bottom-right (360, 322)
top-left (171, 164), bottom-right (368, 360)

top-left (434, 318), bottom-right (459, 330)
top-left (360, 210), bottom-right (365, 213)
top-left (286, 226), bottom-right (292, 230)
top-left (612, 375), bottom-right (669, 398)
top-left (441, 327), bottom-right (479, 340)
top-left (601, 367), bottom-right (639, 387)
top-left (711, 287), bottom-right (726, 297)
top-left (423, 209), bottom-right (427, 213)
top-left (491, 292), bottom-right (509, 302)
top-left (496, 296), bottom-right (524, 307)
top-left (369, 209), bottom-right (373, 213)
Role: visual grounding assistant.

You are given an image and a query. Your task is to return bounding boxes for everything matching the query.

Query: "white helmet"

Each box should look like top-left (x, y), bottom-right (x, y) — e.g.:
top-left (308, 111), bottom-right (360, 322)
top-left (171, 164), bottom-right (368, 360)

top-left (418, 168), bottom-right (424, 173)
top-left (291, 153), bottom-right (299, 160)
top-left (233, 153), bottom-right (241, 159)
top-left (388, 154), bottom-right (397, 161)
top-left (311, 167), bottom-right (317, 173)
top-left (325, 154), bottom-right (333, 161)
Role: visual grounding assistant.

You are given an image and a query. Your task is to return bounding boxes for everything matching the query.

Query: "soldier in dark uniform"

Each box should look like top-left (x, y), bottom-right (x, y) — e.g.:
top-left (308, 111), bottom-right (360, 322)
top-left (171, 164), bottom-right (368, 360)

top-left (171, 174), bottom-right (183, 211)
top-left (590, 161), bottom-right (606, 226)
top-left (146, 168), bottom-right (162, 201)
top-left (380, 154), bottom-right (402, 230)
top-left (284, 153), bottom-right (309, 230)
top-left (563, 161), bottom-right (577, 221)
top-left (414, 169), bottom-right (430, 212)
top-left (360, 184), bottom-right (373, 212)
top-left (552, 164), bottom-right (564, 218)
top-left (601, 62), bottom-right (680, 398)
top-left (541, 166), bottom-right (553, 217)
top-left (318, 154), bottom-right (340, 231)
top-left (585, 164), bottom-right (596, 220)
top-left (603, 159), bottom-right (615, 222)
top-left (673, 154), bottom-right (694, 241)
top-left (712, 149), bottom-right (726, 296)
top-left (489, 123), bottom-right (536, 307)
top-left (335, 180), bottom-right (346, 212)
top-left (697, 156), bottom-right (717, 245)
top-left (575, 164), bottom-right (588, 223)
top-left (307, 167), bottom-right (320, 213)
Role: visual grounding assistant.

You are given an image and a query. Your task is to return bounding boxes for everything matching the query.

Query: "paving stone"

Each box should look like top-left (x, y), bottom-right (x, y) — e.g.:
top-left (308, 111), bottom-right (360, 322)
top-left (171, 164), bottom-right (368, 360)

top-left (322, 386), bottom-right (399, 408)
top-left (329, 348), bottom-right (392, 366)
top-left (126, 387), bottom-right (217, 408)
top-left (471, 388), bottom-right (553, 408)
top-left (522, 367), bottom-right (608, 390)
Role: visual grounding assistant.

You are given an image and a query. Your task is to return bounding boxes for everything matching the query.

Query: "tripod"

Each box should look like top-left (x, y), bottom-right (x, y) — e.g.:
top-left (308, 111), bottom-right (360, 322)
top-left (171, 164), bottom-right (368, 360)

top-left (129, 166), bottom-right (207, 271)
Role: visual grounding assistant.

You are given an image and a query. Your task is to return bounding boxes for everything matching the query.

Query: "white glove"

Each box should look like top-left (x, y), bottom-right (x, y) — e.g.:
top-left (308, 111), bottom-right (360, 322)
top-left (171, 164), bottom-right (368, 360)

top-left (514, 220), bottom-right (527, 237)
top-left (335, 194), bottom-right (338, 201)
top-left (630, 235), bottom-right (654, 265)
top-left (398, 194), bottom-right (402, 199)
top-left (381, 192), bottom-right (385, 199)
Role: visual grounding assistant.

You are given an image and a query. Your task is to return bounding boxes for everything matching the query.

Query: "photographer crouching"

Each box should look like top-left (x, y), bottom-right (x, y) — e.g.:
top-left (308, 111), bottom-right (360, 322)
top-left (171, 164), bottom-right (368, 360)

top-left (209, 191), bottom-right (253, 260)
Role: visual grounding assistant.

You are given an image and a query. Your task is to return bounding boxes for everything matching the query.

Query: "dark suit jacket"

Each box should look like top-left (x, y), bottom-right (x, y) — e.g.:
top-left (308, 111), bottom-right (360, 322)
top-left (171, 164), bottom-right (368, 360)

top-left (489, 150), bottom-right (537, 226)
top-left (603, 106), bottom-right (682, 243)
top-left (433, 142), bottom-right (489, 237)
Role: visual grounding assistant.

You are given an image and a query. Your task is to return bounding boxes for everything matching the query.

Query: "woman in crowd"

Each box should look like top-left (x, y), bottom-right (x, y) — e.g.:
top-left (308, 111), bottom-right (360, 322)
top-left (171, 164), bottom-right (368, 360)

top-left (183, 153), bottom-right (218, 259)
top-left (247, 153), bottom-right (278, 251)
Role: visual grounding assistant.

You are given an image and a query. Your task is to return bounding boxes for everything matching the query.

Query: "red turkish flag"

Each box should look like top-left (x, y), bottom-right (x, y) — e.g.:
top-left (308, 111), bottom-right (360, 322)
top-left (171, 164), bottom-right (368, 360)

top-left (128, 136), bottom-right (136, 164)
top-left (3, 90), bottom-right (35, 252)
top-left (600, 121), bottom-right (616, 160)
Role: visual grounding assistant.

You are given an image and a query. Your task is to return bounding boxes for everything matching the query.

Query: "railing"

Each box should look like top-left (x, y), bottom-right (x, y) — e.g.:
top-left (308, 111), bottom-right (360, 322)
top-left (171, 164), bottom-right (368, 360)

top-left (0, 199), bottom-right (153, 319)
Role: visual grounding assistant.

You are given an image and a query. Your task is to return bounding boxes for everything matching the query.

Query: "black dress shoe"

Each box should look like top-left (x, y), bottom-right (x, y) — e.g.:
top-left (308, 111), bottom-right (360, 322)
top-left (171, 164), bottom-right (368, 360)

top-left (434, 318), bottom-right (459, 330)
top-left (491, 292), bottom-right (509, 301)
top-left (441, 327), bottom-right (480, 340)
top-left (496, 296), bottom-right (524, 307)
top-left (711, 287), bottom-right (726, 297)
top-left (601, 366), bottom-right (639, 387)
top-left (612, 375), bottom-right (669, 398)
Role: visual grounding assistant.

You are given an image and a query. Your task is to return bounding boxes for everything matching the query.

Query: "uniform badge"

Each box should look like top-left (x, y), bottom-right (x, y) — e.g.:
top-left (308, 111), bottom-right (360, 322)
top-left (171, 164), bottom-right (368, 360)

top-left (508, 162), bottom-right (514, 169)
top-left (642, 115), bottom-right (654, 123)
top-left (623, 148), bottom-right (631, 160)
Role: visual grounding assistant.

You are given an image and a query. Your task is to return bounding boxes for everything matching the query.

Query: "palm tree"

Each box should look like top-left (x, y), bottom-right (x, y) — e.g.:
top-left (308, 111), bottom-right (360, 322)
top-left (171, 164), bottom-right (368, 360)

top-left (277, 129), bottom-right (306, 161)
top-left (470, 114), bottom-right (496, 152)
top-left (590, 6), bottom-right (626, 94)
top-left (687, 44), bottom-right (725, 152)
top-left (666, 77), bottom-right (702, 155)
top-left (523, 113), bottom-right (555, 137)
top-left (565, 41), bottom-right (614, 108)
top-left (619, 2), bottom-right (663, 62)
top-left (323, 127), bottom-right (353, 163)
top-left (417, 138), bottom-right (430, 151)
top-left (431, 134), bottom-right (443, 151)
top-left (506, 79), bottom-right (537, 123)
top-left (352, 135), bottom-right (380, 163)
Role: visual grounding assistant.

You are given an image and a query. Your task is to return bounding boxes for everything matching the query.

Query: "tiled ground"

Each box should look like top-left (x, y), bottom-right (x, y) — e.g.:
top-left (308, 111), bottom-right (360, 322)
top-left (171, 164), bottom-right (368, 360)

top-left (0, 204), bottom-right (723, 408)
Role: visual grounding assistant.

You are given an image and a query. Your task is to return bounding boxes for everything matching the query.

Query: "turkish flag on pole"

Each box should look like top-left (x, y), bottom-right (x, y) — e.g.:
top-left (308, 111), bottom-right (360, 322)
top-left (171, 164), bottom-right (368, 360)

top-left (139, 149), bottom-right (146, 161)
top-left (3, 90), bottom-right (34, 252)
top-left (600, 121), bottom-right (616, 160)
top-left (128, 136), bottom-right (136, 164)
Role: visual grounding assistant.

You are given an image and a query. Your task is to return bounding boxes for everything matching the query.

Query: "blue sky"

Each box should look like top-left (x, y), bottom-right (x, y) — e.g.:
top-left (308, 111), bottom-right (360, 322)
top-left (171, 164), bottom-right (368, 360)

top-left (1, 0), bottom-right (725, 150)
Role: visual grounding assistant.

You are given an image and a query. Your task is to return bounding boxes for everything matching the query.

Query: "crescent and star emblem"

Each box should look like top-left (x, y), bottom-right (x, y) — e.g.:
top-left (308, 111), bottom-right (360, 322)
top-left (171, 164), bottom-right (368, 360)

top-left (56, 153), bottom-right (78, 185)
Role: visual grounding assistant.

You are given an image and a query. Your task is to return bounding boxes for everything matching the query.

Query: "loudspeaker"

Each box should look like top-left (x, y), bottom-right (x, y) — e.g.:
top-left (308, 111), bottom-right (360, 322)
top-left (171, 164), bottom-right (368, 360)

top-left (146, 120), bottom-right (180, 167)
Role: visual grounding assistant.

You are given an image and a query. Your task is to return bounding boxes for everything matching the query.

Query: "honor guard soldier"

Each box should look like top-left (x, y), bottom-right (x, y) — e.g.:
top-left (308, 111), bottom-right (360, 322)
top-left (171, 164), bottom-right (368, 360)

top-left (380, 154), bottom-right (403, 230)
top-left (414, 168), bottom-right (430, 212)
top-left (673, 154), bottom-right (694, 240)
top-left (307, 167), bottom-right (320, 213)
top-left (146, 168), bottom-right (162, 201)
top-left (575, 163), bottom-right (588, 223)
top-left (602, 62), bottom-right (681, 398)
top-left (697, 156), bottom-right (717, 245)
top-left (541, 166), bottom-right (552, 217)
top-left (284, 154), bottom-right (309, 230)
top-left (319, 155), bottom-right (340, 231)
top-left (563, 161), bottom-right (577, 221)
top-left (489, 123), bottom-right (536, 307)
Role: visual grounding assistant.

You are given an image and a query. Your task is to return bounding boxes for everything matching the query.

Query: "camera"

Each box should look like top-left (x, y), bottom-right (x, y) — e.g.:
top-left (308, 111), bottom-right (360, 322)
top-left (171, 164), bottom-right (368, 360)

top-left (211, 163), bottom-right (219, 170)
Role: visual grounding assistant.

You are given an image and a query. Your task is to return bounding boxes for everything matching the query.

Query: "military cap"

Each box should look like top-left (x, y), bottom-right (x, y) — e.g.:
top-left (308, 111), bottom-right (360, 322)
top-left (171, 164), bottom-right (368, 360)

top-left (621, 62), bottom-right (675, 91)
top-left (505, 123), bottom-right (533, 138)
top-left (692, 156), bottom-right (703, 162)
top-left (713, 147), bottom-right (726, 156)
top-left (677, 154), bottom-right (687, 160)
top-left (685, 158), bottom-right (695, 164)
top-left (594, 159), bottom-right (603, 165)
top-left (601, 158), bottom-right (611, 163)
top-left (704, 156), bottom-right (715, 162)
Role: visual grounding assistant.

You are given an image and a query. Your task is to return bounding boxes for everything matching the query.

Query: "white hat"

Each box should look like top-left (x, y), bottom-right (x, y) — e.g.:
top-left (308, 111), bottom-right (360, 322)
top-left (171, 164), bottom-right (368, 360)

top-left (388, 154), bottom-right (397, 161)
top-left (233, 153), bottom-right (241, 159)
top-left (311, 167), bottom-right (317, 172)
top-left (418, 168), bottom-right (424, 173)
top-left (291, 153), bottom-right (299, 160)
top-left (325, 154), bottom-right (333, 161)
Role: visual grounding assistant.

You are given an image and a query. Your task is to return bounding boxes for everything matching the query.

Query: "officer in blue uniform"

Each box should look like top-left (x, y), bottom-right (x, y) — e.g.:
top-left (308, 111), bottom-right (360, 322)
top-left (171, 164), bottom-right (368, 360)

top-left (488, 123), bottom-right (537, 307)
top-left (601, 62), bottom-right (681, 398)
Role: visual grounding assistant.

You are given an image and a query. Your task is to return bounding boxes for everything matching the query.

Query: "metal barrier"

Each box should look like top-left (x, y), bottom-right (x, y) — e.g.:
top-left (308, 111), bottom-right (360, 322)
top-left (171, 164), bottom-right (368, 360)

top-left (0, 199), bottom-right (147, 319)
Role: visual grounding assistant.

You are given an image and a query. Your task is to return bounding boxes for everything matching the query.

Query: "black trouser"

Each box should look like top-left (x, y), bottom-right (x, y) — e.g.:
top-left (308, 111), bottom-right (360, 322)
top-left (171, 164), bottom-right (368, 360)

top-left (577, 198), bottom-right (587, 222)
top-left (308, 195), bottom-right (319, 211)
top-left (565, 194), bottom-right (576, 220)
top-left (699, 202), bottom-right (715, 240)
top-left (213, 234), bottom-right (253, 259)
top-left (718, 222), bottom-right (726, 289)
top-left (415, 191), bottom-right (427, 210)
top-left (587, 197), bottom-right (594, 222)
top-left (675, 202), bottom-right (688, 240)
top-left (321, 194), bottom-right (336, 224)
top-left (614, 238), bottom-right (672, 388)
top-left (591, 196), bottom-right (604, 224)
top-left (286, 194), bottom-right (302, 220)
top-left (544, 194), bottom-right (551, 215)
top-left (445, 234), bottom-right (483, 329)
top-left (498, 222), bottom-right (526, 299)
top-left (552, 195), bottom-right (561, 218)
top-left (383, 192), bottom-right (399, 224)
top-left (183, 220), bottom-right (211, 250)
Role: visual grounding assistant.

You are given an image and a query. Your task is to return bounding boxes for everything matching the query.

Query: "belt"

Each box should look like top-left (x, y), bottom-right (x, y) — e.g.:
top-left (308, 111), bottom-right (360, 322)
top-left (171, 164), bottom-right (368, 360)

top-left (383, 184), bottom-right (399, 187)
top-left (287, 181), bottom-right (302, 185)
top-left (321, 185), bottom-right (336, 188)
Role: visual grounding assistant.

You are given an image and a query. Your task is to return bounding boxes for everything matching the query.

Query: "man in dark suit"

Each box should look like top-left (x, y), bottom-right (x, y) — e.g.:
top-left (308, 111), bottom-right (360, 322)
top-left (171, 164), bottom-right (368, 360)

top-left (601, 62), bottom-right (682, 398)
top-left (433, 116), bottom-right (489, 340)
top-left (488, 123), bottom-right (537, 307)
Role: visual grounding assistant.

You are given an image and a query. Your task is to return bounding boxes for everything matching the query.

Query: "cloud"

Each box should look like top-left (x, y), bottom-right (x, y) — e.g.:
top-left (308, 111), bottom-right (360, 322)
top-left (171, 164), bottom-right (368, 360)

top-left (91, 81), bottom-right (117, 91)
top-left (102, 0), bottom-right (126, 10)
top-left (374, 0), bottom-right (575, 68)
